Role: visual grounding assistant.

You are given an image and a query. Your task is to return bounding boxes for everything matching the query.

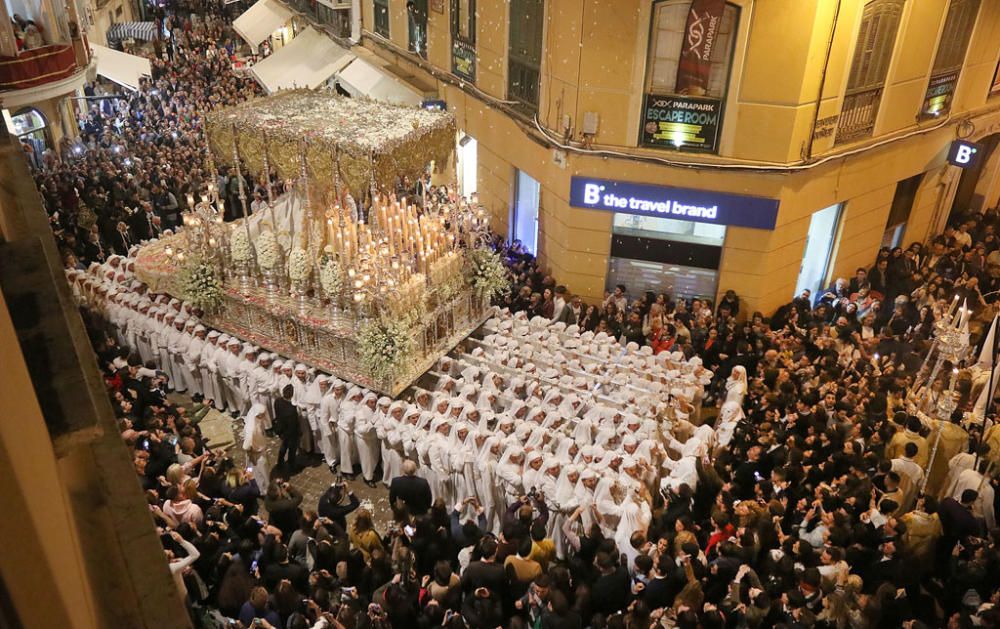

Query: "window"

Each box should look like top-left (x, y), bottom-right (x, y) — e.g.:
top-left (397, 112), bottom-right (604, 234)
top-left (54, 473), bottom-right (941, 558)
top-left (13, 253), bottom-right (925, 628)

top-left (374, 0), bottom-right (389, 38)
top-left (836, 0), bottom-right (905, 144)
top-left (452, 0), bottom-right (474, 42)
top-left (921, 0), bottom-right (980, 118)
top-left (882, 173), bottom-right (923, 247)
top-left (407, 0), bottom-right (427, 58)
top-left (512, 170), bottom-right (540, 254)
top-left (451, 0), bottom-right (475, 81)
top-left (640, 0), bottom-right (740, 153)
top-left (507, 0), bottom-right (544, 112)
top-left (795, 203), bottom-right (844, 301)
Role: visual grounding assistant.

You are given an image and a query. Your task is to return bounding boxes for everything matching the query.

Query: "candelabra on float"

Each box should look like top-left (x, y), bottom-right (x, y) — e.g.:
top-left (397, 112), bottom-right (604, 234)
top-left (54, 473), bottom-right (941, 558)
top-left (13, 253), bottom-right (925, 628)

top-left (917, 298), bottom-right (970, 494)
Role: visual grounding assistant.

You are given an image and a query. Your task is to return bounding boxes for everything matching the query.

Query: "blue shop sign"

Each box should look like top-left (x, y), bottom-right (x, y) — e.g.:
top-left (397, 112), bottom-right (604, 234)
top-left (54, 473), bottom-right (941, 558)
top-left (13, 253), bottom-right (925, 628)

top-left (569, 176), bottom-right (779, 231)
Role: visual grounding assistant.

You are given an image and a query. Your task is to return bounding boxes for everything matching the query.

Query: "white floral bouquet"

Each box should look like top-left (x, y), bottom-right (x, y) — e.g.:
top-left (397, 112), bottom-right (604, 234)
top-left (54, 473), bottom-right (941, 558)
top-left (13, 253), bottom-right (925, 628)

top-left (256, 230), bottom-right (282, 270)
top-left (466, 248), bottom-right (509, 300)
top-left (180, 261), bottom-right (223, 312)
top-left (230, 228), bottom-right (252, 263)
top-left (357, 315), bottom-right (415, 384)
top-left (319, 258), bottom-right (343, 297)
top-left (288, 247), bottom-right (311, 282)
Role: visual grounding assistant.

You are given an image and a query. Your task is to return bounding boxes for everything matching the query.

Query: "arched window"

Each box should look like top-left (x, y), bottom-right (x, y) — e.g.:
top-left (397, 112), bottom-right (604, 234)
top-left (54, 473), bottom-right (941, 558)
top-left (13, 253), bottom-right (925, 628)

top-left (640, 0), bottom-right (740, 153)
top-left (921, 0), bottom-right (980, 117)
top-left (836, 0), bottom-right (905, 144)
top-left (10, 107), bottom-right (50, 169)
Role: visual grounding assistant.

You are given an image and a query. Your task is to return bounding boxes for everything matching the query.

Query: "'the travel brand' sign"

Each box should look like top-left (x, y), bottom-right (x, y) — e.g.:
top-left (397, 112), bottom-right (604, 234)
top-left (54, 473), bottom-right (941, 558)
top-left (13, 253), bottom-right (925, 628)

top-left (569, 176), bottom-right (779, 231)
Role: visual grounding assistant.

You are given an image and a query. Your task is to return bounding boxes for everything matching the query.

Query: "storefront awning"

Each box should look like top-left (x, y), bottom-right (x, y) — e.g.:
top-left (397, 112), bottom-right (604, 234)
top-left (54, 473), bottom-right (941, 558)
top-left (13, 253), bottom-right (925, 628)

top-left (249, 27), bottom-right (354, 93)
top-left (106, 21), bottom-right (159, 43)
top-left (333, 56), bottom-right (425, 106)
top-left (233, 0), bottom-right (294, 49)
top-left (90, 44), bottom-right (152, 91)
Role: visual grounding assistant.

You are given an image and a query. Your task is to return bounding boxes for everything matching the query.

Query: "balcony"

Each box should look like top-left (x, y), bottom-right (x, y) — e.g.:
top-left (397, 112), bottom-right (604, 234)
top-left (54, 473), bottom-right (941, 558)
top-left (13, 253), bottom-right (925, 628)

top-left (0, 42), bottom-right (89, 108)
top-left (508, 58), bottom-right (540, 114)
top-left (835, 87), bottom-right (883, 145)
top-left (0, 44), bottom-right (78, 90)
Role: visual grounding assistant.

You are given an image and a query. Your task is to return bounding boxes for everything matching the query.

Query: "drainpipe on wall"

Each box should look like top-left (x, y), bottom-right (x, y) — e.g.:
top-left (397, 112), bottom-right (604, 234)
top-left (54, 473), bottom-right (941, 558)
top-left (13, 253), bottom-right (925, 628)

top-left (803, 0), bottom-right (843, 160)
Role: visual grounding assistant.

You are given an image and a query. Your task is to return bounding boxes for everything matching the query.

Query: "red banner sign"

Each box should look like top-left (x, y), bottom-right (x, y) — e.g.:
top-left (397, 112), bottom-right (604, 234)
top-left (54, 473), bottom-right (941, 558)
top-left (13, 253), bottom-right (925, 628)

top-left (674, 0), bottom-right (726, 96)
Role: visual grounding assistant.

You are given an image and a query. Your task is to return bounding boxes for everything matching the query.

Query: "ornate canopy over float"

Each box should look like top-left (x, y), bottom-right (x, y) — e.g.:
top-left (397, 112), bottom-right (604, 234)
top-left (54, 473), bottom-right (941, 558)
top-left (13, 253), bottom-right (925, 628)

top-left (134, 90), bottom-right (507, 395)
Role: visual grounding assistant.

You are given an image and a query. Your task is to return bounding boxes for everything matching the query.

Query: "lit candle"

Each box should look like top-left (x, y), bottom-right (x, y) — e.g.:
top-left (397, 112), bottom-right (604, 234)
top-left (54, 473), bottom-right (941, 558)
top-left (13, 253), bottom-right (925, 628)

top-left (948, 294), bottom-right (959, 316)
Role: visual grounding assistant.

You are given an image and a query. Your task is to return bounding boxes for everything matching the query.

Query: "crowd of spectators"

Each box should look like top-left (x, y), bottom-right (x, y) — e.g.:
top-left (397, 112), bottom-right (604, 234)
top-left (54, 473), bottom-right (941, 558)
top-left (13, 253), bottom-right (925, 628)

top-left (19, 1), bottom-right (1000, 627)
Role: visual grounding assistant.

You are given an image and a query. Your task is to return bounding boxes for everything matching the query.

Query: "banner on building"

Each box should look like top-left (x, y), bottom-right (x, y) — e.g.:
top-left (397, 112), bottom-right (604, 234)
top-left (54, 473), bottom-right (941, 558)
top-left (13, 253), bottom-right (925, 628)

top-left (452, 39), bottom-right (475, 82)
top-left (921, 70), bottom-right (959, 118)
top-left (675, 0), bottom-right (726, 94)
top-left (640, 93), bottom-right (723, 153)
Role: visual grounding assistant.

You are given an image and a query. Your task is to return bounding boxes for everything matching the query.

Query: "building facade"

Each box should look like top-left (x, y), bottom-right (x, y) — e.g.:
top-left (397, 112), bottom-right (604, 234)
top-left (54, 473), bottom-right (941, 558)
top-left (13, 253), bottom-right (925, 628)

top-left (350, 0), bottom-right (1000, 316)
top-left (1, 0), bottom-right (93, 156)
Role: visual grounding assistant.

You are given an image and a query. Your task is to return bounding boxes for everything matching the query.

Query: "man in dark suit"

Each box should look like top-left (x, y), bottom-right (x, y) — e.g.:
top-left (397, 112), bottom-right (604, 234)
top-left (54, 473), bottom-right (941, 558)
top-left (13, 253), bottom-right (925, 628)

top-left (938, 489), bottom-right (984, 563)
top-left (461, 537), bottom-right (506, 598)
top-left (389, 459), bottom-right (432, 516)
top-left (273, 384), bottom-right (301, 471)
top-left (129, 203), bottom-right (157, 242)
top-left (641, 553), bottom-right (676, 611)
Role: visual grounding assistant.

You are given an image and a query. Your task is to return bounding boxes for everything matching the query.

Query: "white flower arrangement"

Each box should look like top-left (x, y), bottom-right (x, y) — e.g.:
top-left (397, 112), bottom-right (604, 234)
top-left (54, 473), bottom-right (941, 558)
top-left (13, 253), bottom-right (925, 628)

top-left (357, 316), bottom-right (415, 384)
top-left (319, 258), bottom-right (343, 297)
top-left (180, 261), bottom-right (223, 312)
top-left (466, 248), bottom-right (509, 301)
top-left (256, 230), bottom-right (282, 270)
top-left (288, 247), bottom-right (311, 282)
top-left (230, 228), bottom-right (252, 263)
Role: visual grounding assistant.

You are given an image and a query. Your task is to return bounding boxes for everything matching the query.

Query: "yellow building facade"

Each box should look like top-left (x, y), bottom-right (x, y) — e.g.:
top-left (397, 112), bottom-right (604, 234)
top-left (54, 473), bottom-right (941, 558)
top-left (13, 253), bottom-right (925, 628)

top-left (351, 0), bottom-right (1000, 316)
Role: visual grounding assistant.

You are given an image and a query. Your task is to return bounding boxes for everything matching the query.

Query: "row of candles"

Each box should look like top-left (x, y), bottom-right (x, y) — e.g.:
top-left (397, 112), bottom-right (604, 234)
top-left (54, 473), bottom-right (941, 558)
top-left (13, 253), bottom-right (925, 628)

top-left (324, 192), bottom-right (480, 278)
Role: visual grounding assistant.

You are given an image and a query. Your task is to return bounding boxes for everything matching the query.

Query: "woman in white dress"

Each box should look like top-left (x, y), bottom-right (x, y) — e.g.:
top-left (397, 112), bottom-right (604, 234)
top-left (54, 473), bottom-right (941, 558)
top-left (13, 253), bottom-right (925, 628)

top-left (449, 423), bottom-right (477, 502)
top-left (354, 392), bottom-right (381, 485)
top-left (724, 365), bottom-right (748, 405)
top-left (427, 417), bottom-right (454, 503)
top-left (549, 464), bottom-right (581, 557)
top-left (414, 412), bottom-right (439, 494)
top-left (337, 388), bottom-right (362, 477)
top-left (714, 401), bottom-right (745, 452)
top-left (474, 436), bottom-right (504, 530)
top-left (379, 401), bottom-right (405, 485)
top-left (496, 446), bottom-right (526, 506)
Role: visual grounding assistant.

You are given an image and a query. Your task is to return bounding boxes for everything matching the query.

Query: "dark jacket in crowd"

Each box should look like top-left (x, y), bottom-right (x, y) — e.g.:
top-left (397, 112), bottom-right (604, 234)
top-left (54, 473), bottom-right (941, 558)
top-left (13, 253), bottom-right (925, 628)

top-left (389, 474), bottom-right (432, 516)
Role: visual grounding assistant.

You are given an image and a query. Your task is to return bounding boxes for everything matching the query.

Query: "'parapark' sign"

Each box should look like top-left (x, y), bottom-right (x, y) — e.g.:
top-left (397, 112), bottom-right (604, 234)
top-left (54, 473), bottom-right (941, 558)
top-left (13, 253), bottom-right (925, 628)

top-left (569, 176), bottom-right (780, 231)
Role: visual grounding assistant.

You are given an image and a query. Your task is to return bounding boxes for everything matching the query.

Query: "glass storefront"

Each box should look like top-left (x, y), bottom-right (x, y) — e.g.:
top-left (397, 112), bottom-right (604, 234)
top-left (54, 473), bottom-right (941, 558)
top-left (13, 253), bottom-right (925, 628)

top-left (606, 212), bottom-right (725, 302)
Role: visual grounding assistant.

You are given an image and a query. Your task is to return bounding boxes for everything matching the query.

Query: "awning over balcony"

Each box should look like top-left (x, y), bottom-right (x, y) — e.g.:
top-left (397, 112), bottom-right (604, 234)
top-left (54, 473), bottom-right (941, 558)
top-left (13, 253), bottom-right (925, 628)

top-left (90, 44), bottom-right (151, 91)
top-left (233, 0), bottom-right (294, 49)
top-left (106, 21), bottom-right (159, 43)
top-left (249, 27), bottom-right (353, 93)
top-left (334, 56), bottom-right (425, 106)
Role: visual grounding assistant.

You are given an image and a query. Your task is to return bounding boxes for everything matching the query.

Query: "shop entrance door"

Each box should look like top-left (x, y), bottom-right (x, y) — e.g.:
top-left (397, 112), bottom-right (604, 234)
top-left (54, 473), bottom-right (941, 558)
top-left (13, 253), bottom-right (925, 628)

top-left (513, 169), bottom-right (539, 254)
top-left (952, 134), bottom-right (1000, 217)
